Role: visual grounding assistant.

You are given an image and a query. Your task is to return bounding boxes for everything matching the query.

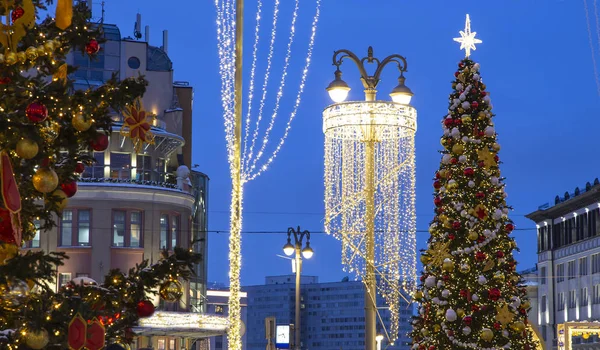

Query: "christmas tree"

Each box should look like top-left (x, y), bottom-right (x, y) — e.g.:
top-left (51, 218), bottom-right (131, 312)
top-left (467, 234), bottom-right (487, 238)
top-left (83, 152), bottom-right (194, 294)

top-left (410, 16), bottom-right (539, 350)
top-left (0, 1), bottom-right (199, 348)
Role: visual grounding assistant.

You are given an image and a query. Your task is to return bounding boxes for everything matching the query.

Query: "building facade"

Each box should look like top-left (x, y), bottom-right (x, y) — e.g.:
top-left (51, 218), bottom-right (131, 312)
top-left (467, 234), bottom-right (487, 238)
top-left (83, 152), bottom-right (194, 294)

top-left (527, 179), bottom-right (600, 349)
top-left (244, 275), bottom-right (412, 350)
top-left (22, 14), bottom-right (221, 349)
top-left (206, 289), bottom-right (249, 350)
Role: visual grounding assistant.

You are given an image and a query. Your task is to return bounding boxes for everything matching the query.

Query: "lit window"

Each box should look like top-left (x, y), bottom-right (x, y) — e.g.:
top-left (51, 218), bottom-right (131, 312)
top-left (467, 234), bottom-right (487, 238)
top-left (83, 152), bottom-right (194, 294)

top-left (112, 210), bottom-right (143, 247)
top-left (60, 209), bottom-right (91, 247)
top-left (82, 152), bottom-right (105, 179)
top-left (58, 272), bottom-right (71, 289)
top-left (160, 213), bottom-right (180, 250)
top-left (110, 152), bottom-right (131, 179)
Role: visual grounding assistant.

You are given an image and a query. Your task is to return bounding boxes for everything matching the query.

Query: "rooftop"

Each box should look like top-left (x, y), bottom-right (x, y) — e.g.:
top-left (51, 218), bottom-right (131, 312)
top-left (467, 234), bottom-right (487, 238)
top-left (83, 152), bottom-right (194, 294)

top-left (527, 178), bottom-right (600, 222)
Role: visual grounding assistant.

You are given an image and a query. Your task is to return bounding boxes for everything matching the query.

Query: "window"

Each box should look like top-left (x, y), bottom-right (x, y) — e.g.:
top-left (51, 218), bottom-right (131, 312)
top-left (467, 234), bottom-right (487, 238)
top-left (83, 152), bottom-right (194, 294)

top-left (558, 292), bottom-right (565, 310)
top-left (569, 290), bottom-right (577, 308)
top-left (540, 266), bottom-right (547, 285)
top-left (593, 254), bottom-right (600, 274)
top-left (136, 154), bottom-right (153, 181)
top-left (582, 288), bottom-right (589, 306)
top-left (580, 257), bottom-right (589, 276)
top-left (110, 152), bottom-right (131, 179)
top-left (541, 295), bottom-right (547, 312)
top-left (594, 285), bottom-right (600, 304)
top-left (25, 220), bottom-right (41, 248)
top-left (58, 272), bottom-right (71, 289)
top-left (156, 158), bottom-right (165, 182)
top-left (557, 263), bottom-right (565, 283)
top-left (112, 210), bottom-right (143, 247)
top-left (127, 56), bottom-right (141, 69)
top-left (82, 152), bottom-right (105, 178)
top-left (568, 260), bottom-right (576, 280)
top-left (160, 213), bottom-right (180, 250)
top-left (157, 339), bottom-right (166, 350)
top-left (60, 209), bottom-right (91, 247)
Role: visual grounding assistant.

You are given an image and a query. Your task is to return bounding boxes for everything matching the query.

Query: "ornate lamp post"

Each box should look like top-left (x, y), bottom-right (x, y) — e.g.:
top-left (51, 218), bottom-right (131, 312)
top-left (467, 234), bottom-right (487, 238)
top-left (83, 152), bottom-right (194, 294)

top-left (323, 47), bottom-right (417, 350)
top-left (283, 226), bottom-right (313, 350)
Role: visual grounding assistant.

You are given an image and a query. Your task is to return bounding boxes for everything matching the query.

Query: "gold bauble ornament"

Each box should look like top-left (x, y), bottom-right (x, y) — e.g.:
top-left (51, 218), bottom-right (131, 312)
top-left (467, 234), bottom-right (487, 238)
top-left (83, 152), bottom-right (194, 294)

top-left (438, 214), bottom-right (448, 223)
top-left (421, 328), bottom-right (429, 336)
top-left (1, 279), bottom-right (29, 308)
top-left (468, 231), bottom-right (479, 241)
top-left (452, 143), bottom-right (464, 155)
top-left (414, 290), bottom-right (423, 300)
top-left (457, 308), bottom-right (465, 317)
top-left (481, 328), bottom-right (493, 341)
top-left (24, 329), bottom-right (49, 349)
top-left (481, 83), bottom-right (487, 90)
top-left (33, 168), bottom-right (58, 193)
top-left (159, 279), bottom-right (183, 302)
top-left (436, 309), bottom-right (444, 317)
top-left (511, 321), bottom-right (525, 332)
top-left (25, 46), bottom-right (38, 60)
top-left (492, 143), bottom-right (501, 151)
top-left (438, 169), bottom-right (448, 178)
top-left (433, 325), bottom-right (441, 333)
top-left (493, 271), bottom-right (505, 282)
top-left (45, 189), bottom-right (68, 212)
top-left (36, 46), bottom-right (45, 57)
top-left (442, 258), bottom-right (454, 272)
top-left (457, 107), bottom-right (464, 113)
top-left (420, 255), bottom-right (431, 264)
top-left (5, 52), bottom-right (17, 65)
top-left (72, 113), bottom-right (93, 131)
top-left (447, 182), bottom-right (458, 190)
top-left (44, 41), bottom-right (55, 54)
top-left (441, 138), bottom-right (448, 148)
top-left (478, 111), bottom-right (487, 120)
top-left (522, 300), bottom-right (531, 309)
top-left (462, 116), bottom-right (472, 124)
top-left (16, 138), bottom-right (39, 159)
top-left (459, 264), bottom-right (471, 273)
top-left (583, 333), bottom-right (590, 340)
top-left (17, 51), bottom-right (26, 63)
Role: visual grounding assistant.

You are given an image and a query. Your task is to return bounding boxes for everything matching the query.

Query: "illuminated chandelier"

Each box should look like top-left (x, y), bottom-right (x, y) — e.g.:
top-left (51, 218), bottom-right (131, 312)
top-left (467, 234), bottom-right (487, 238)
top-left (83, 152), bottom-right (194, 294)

top-left (323, 47), bottom-right (417, 346)
top-left (213, 1), bottom-right (321, 350)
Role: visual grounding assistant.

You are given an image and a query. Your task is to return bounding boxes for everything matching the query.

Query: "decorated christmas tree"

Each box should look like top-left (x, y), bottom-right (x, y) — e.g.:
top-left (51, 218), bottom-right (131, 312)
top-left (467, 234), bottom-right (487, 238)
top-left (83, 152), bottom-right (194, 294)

top-left (0, 1), bottom-right (199, 348)
top-left (410, 16), bottom-right (539, 350)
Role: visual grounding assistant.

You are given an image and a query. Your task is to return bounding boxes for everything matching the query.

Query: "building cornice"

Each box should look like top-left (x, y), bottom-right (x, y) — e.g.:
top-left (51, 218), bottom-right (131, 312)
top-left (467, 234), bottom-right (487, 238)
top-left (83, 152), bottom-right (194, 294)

top-left (526, 187), bottom-right (600, 223)
top-left (75, 183), bottom-right (195, 208)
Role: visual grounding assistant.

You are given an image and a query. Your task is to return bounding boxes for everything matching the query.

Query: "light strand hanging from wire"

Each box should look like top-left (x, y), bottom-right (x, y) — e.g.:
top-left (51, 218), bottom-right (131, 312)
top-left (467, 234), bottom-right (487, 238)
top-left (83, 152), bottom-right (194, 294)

top-left (583, 0), bottom-right (600, 97)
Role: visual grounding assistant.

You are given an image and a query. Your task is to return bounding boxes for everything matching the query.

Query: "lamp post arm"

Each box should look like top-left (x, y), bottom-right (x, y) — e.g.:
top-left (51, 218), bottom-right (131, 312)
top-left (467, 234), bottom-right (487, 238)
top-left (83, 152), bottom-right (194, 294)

top-left (372, 54), bottom-right (408, 82)
top-left (332, 49), bottom-right (371, 88)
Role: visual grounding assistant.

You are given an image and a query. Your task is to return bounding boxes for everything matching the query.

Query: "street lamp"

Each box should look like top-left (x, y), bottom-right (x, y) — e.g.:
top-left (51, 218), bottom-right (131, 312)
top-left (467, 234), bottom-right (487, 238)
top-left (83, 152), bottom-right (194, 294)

top-left (376, 334), bottom-right (384, 350)
top-left (323, 47), bottom-right (417, 350)
top-left (283, 226), bottom-right (313, 350)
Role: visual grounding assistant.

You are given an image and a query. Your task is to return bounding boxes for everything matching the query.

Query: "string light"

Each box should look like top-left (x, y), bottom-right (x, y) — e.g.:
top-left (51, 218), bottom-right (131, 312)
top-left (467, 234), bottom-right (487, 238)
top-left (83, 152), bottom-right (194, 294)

top-left (323, 101), bottom-right (418, 343)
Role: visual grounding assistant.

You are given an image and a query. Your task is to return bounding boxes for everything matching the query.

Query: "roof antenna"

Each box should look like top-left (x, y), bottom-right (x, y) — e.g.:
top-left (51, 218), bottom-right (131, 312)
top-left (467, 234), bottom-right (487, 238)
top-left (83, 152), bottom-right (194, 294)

top-left (100, 1), bottom-right (105, 23)
top-left (134, 12), bottom-right (142, 40)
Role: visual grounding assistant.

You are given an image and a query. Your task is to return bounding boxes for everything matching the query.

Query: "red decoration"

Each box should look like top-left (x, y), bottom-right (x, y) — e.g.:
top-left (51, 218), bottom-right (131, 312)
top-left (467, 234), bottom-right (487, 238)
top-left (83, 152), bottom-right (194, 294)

top-left (443, 275), bottom-right (450, 282)
top-left (471, 304), bottom-right (480, 312)
top-left (68, 314), bottom-right (86, 350)
top-left (458, 62), bottom-right (464, 68)
top-left (475, 252), bottom-right (486, 262)
top-left (435, 172), bottom-right (441, 179)
top-left (448, 234), bottom-right (455, 240)
top-left (450, 157), bottom-right (458, 164)
top-left (90, 133), bottom-right (109, 151)
top-left (464, 167), bottom-right (474, 177)
top-left (477, 235), bottom-right (485, 243)
top-left (0, 151), bottom-right (21, 246)
top-left (463, 316), bottom-right (472, 325)
top-left (0, 77), bottom-right (11, 84)
top-left (494, 155), bottom-right (499, 162)
top-left (11, 6), bottom-right (24, 22)
top-left (446, 330), bottom-right (454, 337)
top-left (454, 72), bottom-right (459, 77)
top-left (481, 91), bottom-right (487, 97)
top-left (444, 118), bottom-right (454, 127)
top-left (493, 322), bottom-right (501, 330)
top-left (488, 288), bottom-right (501, 301)
top-left (459, 289), bottom-right (468, 298)
top-left (433, 181), bottom-right (441, 189)
top-left (26, 102), bottom-right (48, 123)
top-left (496, 251), bottom-right (504, 258)
top-left (452, 221), bottom-right (461, 230)
top-left (434, 197), bottom-right (442, 207)
top-left (60, 181), bottom-right (78, 198)
top-left (505, 223), bottom-right (515, 232)
top-left (85, 318), bottom-right (105, 350)
top-left (471, 101), bottom-right (479, 109)
top-left (86, 39), bottom-right (100, 55)
top-left (75, 162), bottom-right (85, 174)
top-left (136, 300), bottom-right (155, 318)
top-left (476, 192), bottom-right (485, 199)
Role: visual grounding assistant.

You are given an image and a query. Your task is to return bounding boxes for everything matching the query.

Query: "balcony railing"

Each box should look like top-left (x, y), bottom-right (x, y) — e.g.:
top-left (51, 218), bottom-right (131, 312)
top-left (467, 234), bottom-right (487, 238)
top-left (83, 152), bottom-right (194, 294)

top-left (78, 177), bottom-right (193, 194)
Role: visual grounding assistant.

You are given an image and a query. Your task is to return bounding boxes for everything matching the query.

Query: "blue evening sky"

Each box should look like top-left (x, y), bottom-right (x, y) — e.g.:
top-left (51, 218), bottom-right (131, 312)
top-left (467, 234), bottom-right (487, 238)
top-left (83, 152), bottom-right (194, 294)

top-left (98, 0), bottom-right (599, 286)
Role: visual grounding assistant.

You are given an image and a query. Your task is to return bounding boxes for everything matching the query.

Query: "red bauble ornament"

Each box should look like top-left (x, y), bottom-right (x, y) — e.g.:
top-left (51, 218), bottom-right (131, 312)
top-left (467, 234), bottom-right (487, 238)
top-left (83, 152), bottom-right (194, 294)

top-left (481, 91), bottom-right (487, 97)
top-left (433, 181), bottom-right (441, 189)
top-left (458, 62), bottom-right (464, 68)
top-left (60, 181), bottom-right (78, 198)
top-left (86, 39), bottom-right (100, 55)
top-left (450, 157), bottom-right (458, 164)
top-left (454, 72), bottom-right (460, 77)
top-left (477, 235), bottom-right (485, 243)
top-left (435, 172), bottom-right (441, 179)
top-left (455, 118), bottom-right (462, 125)
top-left (464, 167), bottom-right (474, 177)
top-left (429, 346), bottom-right (435, 350)
top-left (75, 162), bottom-right (85, 174)
top-left (471, 101), bottom-right (479, 109)
top-left (420, 275), bottom-right (426, 282)
top-left (471, 304), bottom-right (480, 312)
top-left (493, 322), bottom-right (501, 330)
top-left (478, 160), bottom-right (485, 168)
top-left (444, 118), bottom-right (454, 127)
top-left (90, 133), bottom-right (109, 151)
top-left (505, 223), bottom-right (515, 232)
top-left (478, 131), bottom-right (485, 138)
top-left (434, 197), bottom-right (442, 207)
top-left (459, 289), bottom-right (468, 297)
top-left (0, 77), bottom-right (11, 84)
top-left (136, 300), bottom-right (155, 318)
top-left (11, 6), bottom-right (24, 22)
top-left (26, 102), bottom-right (48, 123)
top-left (476, 192), bottom-right (485, 199)
top-left (463, 316), bottom-right (472, 325)
top-left (475, 252), bottom-right (486, 262)
top-left (494, 155), bottom-right (499, 162)
top-left (446, 330), bottom-right (454, 337)
top-left (448, 234), bottom-right (455, 240)
top-left (496, 251), bottom-right (504, 258)
top-left (443, 275), bottom-right (450, 282)
top-left (488, 288), bottom-right (501, 301)
top-left (452, 221), bottom-right (461, 229)
top-left (0, 207), bottom-right (16, 244)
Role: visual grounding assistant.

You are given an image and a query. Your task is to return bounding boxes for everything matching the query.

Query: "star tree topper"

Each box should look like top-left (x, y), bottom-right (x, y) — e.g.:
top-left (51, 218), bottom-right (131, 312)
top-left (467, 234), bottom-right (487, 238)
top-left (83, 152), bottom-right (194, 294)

top-left (453, 14), bottom-right (482, 58)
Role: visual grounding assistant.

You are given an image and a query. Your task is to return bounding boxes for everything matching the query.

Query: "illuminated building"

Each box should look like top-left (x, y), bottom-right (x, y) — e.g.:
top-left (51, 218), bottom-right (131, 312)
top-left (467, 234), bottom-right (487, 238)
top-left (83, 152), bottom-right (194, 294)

top-left (206, 289), bottom-right (248, 350)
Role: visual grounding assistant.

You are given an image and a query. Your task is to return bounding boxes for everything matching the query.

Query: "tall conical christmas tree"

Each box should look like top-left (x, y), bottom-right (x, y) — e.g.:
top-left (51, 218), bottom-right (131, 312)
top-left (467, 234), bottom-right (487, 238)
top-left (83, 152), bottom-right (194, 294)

top-left (410, 16), bottom-right (539, 350)
top-left (0, 1), bottom-right (200, 348)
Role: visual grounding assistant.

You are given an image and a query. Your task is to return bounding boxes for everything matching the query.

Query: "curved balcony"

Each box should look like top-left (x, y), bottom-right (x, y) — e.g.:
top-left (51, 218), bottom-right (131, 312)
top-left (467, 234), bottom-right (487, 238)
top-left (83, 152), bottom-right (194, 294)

top-left (111, 124), bottom-right (185, 158)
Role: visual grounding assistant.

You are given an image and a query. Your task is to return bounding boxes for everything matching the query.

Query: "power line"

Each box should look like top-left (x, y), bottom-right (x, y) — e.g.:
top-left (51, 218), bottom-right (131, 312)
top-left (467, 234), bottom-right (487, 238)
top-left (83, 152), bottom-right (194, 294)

top-left (204, 228), bottom-right (536, 234)
top-left (208, 210), bottom-right (533, 218)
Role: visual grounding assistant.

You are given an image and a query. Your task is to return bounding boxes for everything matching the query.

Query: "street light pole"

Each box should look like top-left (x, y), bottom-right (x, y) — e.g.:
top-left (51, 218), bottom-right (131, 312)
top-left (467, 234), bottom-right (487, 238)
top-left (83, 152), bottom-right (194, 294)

top-left (283, 226), bottom-right (314, 350)
top-left (325, 47), bottom-right (413, 350)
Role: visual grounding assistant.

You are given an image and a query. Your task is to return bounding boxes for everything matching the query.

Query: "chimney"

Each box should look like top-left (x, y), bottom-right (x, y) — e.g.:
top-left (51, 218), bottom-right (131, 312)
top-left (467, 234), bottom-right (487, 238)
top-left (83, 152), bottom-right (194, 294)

top-left (145, 25), bottom-right (150, 43)
top-left (135, 13), bottom-right (141, 35)
top-left (162, 30), bottom-right (168, 54)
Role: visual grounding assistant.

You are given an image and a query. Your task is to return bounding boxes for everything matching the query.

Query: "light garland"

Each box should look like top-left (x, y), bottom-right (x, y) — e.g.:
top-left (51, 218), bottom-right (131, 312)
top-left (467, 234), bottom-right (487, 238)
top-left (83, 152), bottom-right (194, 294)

top-left (135, 311), bottom-right (229, 332)
top-left (323, 101), bottom-right (418, 343)
top-left (583, 0), bottom-right (600, 97)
